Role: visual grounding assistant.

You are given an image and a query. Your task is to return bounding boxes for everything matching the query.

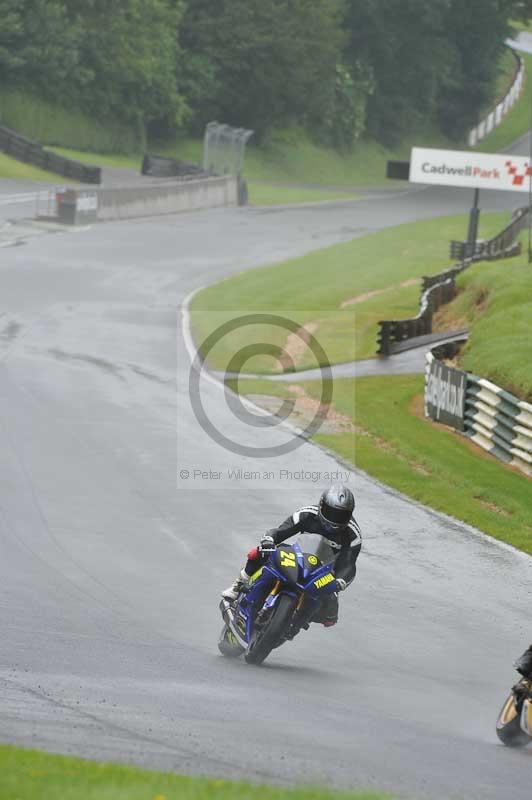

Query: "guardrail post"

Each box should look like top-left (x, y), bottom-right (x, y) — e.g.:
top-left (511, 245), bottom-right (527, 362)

top-left (377, 322), bottom-right (392, 356)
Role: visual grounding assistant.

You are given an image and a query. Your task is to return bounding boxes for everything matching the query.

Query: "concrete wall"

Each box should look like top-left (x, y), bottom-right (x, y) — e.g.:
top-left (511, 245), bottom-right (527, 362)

top-left (96, 175), bottom-right (239, 221)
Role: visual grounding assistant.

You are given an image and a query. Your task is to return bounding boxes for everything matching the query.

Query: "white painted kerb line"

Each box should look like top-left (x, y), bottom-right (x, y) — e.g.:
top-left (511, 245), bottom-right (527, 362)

top-left (180, 288), bottom-right (307, 432)
top-left (0, 193), bottom-right (39, 207)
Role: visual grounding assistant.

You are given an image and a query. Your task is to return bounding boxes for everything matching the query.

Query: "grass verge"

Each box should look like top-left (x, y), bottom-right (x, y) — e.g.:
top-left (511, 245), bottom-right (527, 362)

top-left (190, 212), bottom-right (508, 373)
top-left (45, 124), bottom-right (455, 192)
top-left (0, 151), bottom-right (64, 182)
top-left (232, 375), bottom-right (532, 553)
top-left (167, 126), bottom-right (453, 188)
top-left (248, 182), bottom-right (360, 206)
top-left (476, 51), bottom-right (532, 153)
top-left (434, 242), bottom-right (532, 400)
top-left (0, 89), bottom-right (143, 153)
top-left (0, 744), bottom-right (388, 800)
top-left (50, 147), bottom-right (141, 171)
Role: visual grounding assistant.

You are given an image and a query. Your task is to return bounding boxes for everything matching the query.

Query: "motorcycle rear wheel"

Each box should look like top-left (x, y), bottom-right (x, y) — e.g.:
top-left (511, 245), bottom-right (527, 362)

top-left (496, 693), bottom-right (531, 747)
top-left (245, 594), bottom-right (296, 666)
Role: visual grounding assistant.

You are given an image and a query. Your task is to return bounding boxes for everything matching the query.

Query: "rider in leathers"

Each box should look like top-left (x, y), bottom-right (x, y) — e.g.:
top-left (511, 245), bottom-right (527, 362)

top-left (222, 484), bottom-right (361, 626)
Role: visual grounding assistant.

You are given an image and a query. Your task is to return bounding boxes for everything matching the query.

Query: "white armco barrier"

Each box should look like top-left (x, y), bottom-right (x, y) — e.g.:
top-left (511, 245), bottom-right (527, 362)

top-left (96, 175), bottom-right (239, 221)
top-left (468, 52), bottom-right (524, 147)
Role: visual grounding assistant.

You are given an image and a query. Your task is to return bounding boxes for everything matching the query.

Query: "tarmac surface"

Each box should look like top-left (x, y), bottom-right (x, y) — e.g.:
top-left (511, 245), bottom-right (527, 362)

top-left (1, 159), bottom-right (532, 800)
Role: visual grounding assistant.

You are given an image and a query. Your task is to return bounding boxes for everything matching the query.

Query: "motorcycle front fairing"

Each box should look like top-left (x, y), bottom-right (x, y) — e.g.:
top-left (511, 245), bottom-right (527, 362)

top-left (231, 543), bottom-right (339, 645)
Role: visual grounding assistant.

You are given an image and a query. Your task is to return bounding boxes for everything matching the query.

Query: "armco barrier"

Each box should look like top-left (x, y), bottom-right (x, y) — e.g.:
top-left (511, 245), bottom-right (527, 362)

top-left (377, 278), bottom-right (457, 355)
top-left (468, 49), bottom-right (524, 147)
top-left (425, 343), bottom-right (532, 478)
top-left (0, 124), bottom-right (101, 184)
top-left (377, 205), bottom-right (530, 356)
top-left (449, 205), bottom-right (529, 262)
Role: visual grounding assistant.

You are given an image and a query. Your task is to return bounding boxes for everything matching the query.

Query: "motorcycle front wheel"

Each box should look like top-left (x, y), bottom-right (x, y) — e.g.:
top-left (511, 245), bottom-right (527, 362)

top-left (245, 594), bottom-right (296, 666)
top-left (496, 692), bottom-right (531, 747)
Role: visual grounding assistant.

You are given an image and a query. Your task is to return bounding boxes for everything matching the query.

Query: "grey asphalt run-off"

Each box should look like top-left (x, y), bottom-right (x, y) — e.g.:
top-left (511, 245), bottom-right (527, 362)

top-left (1, 140), bottom-right (532, 800)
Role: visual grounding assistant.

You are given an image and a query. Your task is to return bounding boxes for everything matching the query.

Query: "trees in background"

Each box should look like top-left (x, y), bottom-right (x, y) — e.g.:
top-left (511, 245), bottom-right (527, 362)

top-left (0, 0), bottom-right (529, 150)
top-left (179, 0), bottom-right (347, 142)
top-left (439, 0), bottom-right (521, 138)
top-left (0, 0), bottom-right (184, 136)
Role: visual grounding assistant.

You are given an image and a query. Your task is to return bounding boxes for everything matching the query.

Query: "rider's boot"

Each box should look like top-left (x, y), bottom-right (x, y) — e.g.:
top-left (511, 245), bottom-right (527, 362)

top-left (222, 569), bottom-right (250, 602)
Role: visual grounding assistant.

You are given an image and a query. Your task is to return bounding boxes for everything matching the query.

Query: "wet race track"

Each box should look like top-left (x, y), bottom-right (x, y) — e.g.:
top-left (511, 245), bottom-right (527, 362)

top-left (1, 159), bottom-right (532, 799)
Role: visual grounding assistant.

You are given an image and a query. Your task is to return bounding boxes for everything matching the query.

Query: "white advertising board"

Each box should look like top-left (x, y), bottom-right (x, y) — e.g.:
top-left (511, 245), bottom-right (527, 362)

top-left (410, 147), bottom-right (532, 193)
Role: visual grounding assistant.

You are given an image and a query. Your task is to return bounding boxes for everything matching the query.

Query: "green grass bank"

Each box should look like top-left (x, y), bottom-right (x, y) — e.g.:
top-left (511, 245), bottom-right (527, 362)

top-left (189, 212), bottom-right (508, 373)
top-left (0, 152), bottom-right (62, 182)
top-left (232, 374), bottom-right (532, 553)
top-left (436, 246), bottom-right (532, 400)
top-left (476, 51), bottom-right (532, 153)
top-left (206, 205), bottom-right (532, 551)
top-left (0, 745), bottom-right (388, 800)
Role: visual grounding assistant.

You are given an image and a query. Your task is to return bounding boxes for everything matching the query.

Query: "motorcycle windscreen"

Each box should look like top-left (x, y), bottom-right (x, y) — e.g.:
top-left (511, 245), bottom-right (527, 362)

top-left (296, 533), bottom-right (335, 565)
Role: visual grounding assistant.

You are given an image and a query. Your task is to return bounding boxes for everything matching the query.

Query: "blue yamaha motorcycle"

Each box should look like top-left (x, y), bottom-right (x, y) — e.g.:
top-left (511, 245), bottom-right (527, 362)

top-left (219, 542), bottom-right (339, 665)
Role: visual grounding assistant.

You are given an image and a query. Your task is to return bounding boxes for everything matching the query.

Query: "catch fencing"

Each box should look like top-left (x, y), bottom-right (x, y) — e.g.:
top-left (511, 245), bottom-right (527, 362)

top-left (468, 49), bottom-right (524, 147)
top-left (425, 344), bottom-right (532, 478)
top-left (203, 122), bottom-right (253, 177)
top-left (377, 205), bottom-right (531, 356)
top-left (0, 125), bottom-right (101, 184)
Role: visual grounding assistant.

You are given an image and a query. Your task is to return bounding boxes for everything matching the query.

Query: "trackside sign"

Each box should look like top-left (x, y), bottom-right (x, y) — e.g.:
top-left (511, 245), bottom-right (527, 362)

top-left (425, 359), bottom-right (466, 431)
top-left (410, 147), bottom-right (532, 193)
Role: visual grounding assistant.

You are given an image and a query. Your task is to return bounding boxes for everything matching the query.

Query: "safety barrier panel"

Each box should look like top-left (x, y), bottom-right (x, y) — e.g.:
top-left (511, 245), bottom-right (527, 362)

top-left (0, 125), bottom-right (101, 184)
top-left (377, 206), bottom-right (530, 356)
top-left (465, 375), bottom-right (532, 477)
top-left (38, 175), bottom-right (240, 223)
top-left (425, 343), bottom-right (532, 478)
top-left (468, 50), bottom-right (524, 147)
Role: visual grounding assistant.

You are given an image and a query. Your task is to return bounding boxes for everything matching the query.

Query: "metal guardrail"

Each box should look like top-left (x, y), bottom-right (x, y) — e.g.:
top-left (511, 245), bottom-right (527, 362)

top-left (377, 206), bottom-right (530, 356)
top-left (425, 343), bottom-right (532, 478)
top-left (449, 240), bottom-right (521, 261)
top-left (0, 125), bottom-right (101, 184)
top-left (449, 206), bottom-right (530, 261)
top-left (468, 49), bottom-right (524, 147)
top-left (377, 279), bottom-right (457, 356)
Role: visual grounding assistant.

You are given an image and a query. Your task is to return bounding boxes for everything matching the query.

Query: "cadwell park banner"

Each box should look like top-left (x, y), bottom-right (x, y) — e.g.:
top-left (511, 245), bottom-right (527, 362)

top-left (410, 147), bottom-right (532, 193)
top-left (425, 359), bottom-right (466, 431)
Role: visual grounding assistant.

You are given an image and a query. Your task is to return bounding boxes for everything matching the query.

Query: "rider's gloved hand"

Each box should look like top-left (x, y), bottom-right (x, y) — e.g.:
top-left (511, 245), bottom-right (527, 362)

top-left (258, 535), bottom-right (276, 553)
top-left (336, 578), bottom-right (347, 592)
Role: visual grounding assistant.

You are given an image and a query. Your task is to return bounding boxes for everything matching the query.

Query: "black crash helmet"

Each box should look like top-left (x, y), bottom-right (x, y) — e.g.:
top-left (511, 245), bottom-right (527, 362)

top-left (318, 484), bottom-right (355, 533)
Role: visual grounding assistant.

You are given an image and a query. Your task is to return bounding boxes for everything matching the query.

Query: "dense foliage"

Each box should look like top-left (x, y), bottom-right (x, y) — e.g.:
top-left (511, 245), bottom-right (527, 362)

top-left (0, 0), bottom-right (530, 149)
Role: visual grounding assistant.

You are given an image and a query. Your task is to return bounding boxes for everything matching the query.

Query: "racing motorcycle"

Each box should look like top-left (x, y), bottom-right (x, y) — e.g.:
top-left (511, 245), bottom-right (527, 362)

top-left (218, 541), bottom-right (339, 665)
top-left (496, 668), bottom-right (532, 747)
